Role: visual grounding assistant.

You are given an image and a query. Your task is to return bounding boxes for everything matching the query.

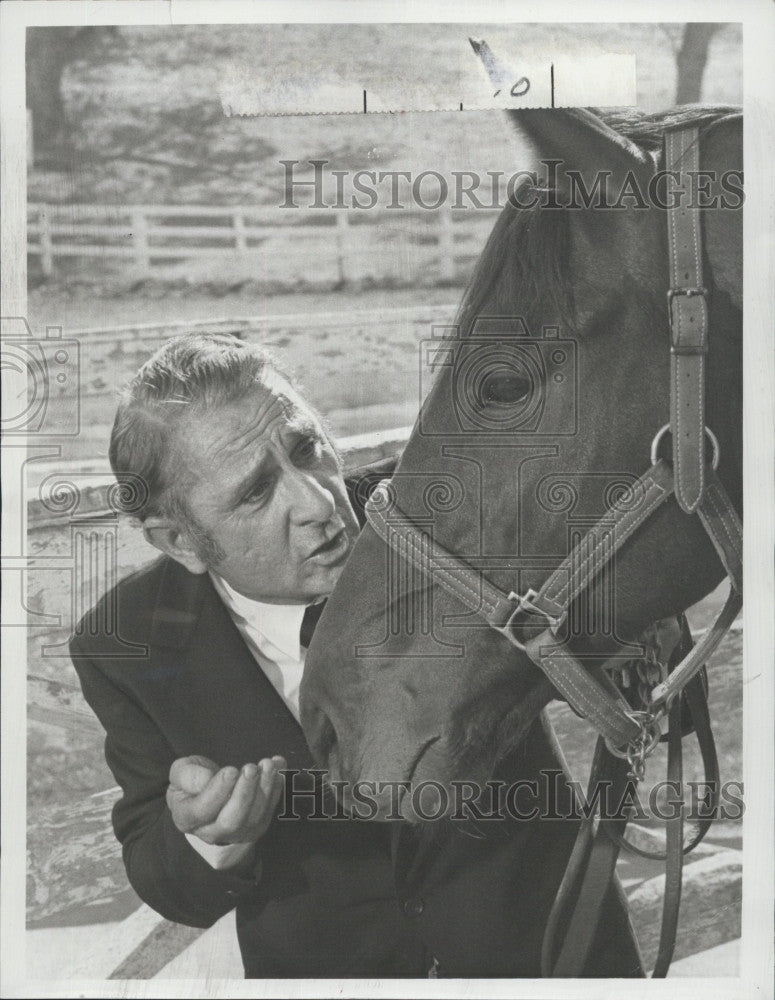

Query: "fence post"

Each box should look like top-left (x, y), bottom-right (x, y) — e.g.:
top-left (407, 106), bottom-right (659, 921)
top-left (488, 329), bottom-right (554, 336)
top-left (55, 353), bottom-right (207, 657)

top-left (132, 209), bottom-right (150, 275)
top-left (437, 210), bottom-right (455, 283)
top-left (335, 212), bottom-right (350, 285)
top-left (39, 206), bottom-right (53, 277)
top-left (233, 210), bottom-right (248, 253)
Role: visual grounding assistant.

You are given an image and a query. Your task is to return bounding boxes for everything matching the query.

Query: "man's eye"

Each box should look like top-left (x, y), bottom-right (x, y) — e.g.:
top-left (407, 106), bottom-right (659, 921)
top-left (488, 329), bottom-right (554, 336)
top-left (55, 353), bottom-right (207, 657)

top-left (294, 436), bottom-right (321, 463)
top-left (245, 479), bottom-right (272, 504)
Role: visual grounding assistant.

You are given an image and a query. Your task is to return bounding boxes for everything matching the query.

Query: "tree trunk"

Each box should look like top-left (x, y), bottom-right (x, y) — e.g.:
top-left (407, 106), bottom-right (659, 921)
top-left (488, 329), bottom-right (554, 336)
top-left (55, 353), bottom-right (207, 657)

top-left (675, 24), bottom-right (721, 104)
top-left (26, 27), bottom-right (110, 158)
top-left (26, 28), bottom-right (73, 151)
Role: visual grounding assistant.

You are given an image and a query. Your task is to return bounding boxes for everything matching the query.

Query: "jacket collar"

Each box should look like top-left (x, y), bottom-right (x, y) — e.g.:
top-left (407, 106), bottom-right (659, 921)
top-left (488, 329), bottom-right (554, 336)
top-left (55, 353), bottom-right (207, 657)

top-left (148, 560), bottom-right (213, 649)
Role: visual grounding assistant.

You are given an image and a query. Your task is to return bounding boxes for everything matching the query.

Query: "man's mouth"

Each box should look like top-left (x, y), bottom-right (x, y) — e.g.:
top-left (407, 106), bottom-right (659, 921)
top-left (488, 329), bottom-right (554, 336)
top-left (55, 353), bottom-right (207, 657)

top-left (307, 528), bottom-right (350, 565)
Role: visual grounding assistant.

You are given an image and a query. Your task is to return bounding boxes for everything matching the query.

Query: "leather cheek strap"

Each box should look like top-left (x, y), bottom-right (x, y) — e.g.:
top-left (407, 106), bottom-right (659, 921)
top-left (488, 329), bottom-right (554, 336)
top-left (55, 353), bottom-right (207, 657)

top-left (665, 126), bottom-right (709, 514)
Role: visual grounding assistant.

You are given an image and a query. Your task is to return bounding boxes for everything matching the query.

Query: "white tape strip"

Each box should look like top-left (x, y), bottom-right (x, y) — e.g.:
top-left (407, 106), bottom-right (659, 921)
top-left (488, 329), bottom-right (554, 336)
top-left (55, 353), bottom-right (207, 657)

top-left (553, 54), bottom-right (637, 108)
top-left (220, 39), bottom-right (636, 117)
top-left (471, 39), bottom-right (636, 110)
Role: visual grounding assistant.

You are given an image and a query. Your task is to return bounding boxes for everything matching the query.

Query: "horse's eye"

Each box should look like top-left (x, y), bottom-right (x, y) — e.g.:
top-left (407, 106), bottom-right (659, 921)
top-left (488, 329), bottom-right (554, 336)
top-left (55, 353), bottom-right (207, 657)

top-left (480, 371), bottom-right (532, 406)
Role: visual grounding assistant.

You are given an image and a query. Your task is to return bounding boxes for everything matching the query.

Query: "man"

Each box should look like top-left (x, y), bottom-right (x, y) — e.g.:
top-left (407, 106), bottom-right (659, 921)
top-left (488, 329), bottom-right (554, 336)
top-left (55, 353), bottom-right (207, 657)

top-left (73, 333), bottom-right (643, 978)
top-left (73, 333), bottom-right (427, 977)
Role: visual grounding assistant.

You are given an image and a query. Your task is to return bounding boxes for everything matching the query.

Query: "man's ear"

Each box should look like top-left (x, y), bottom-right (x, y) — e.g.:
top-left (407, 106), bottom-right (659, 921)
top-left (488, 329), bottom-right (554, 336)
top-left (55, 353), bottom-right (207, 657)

top-left (142, 517), bottom-right (208, 575)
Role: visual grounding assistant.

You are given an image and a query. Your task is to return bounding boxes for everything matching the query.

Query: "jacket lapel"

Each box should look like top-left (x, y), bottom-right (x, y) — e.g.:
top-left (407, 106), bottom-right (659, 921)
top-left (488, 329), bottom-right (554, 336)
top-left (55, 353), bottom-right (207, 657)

top-left (149, 558), bottom-right (314, 769)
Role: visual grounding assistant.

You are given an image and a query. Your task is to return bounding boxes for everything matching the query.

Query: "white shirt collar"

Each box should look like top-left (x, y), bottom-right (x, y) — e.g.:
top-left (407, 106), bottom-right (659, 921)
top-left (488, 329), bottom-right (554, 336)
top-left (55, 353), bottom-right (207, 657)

top-left (210, 572), bottom-right (308, 662)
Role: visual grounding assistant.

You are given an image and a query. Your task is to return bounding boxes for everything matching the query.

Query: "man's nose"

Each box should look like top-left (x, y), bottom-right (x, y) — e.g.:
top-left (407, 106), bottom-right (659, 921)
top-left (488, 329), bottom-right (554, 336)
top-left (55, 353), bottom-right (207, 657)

top-left (287, 468), bottom-right (337, 524)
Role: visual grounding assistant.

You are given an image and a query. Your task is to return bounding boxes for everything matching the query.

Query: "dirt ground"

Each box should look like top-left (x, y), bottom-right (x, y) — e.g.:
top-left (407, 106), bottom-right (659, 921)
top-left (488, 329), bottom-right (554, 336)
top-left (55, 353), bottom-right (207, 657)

top-left (25, 286), bottom-right (464, 475)
top-left (27, 284), bottom-right (459, 334)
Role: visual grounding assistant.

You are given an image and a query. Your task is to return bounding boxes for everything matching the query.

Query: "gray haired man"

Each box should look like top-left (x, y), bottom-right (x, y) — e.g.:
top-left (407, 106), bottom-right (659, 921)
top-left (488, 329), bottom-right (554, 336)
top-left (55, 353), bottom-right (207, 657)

top-left (73, 333), bottom-right (428, 977)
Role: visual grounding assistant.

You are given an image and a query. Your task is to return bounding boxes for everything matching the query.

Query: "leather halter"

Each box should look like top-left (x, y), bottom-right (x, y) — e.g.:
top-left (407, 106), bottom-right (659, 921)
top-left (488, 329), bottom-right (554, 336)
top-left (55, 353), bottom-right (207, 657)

top-left (366, 456), bottom-right (741, 751)
top-left (363, 124), bottom-right (742, 976)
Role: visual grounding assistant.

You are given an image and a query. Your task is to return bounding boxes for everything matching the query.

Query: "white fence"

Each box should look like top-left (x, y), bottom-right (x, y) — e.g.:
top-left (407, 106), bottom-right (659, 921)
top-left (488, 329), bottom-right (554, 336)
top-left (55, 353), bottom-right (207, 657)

top-left (27, 202), bottom-right (501, 283)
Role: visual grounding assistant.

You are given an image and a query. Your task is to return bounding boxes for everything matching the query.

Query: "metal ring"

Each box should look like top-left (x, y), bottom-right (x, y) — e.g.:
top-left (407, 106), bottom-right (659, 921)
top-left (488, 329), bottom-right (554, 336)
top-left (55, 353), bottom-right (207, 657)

top-left (604, 739), bottom-right (633, 761)
top-left (604, 711), bottom-right (663, 760)
top-left (649, 424), bottom-right (720, 470)
top-left (705, 426), bottom-right (721, 470)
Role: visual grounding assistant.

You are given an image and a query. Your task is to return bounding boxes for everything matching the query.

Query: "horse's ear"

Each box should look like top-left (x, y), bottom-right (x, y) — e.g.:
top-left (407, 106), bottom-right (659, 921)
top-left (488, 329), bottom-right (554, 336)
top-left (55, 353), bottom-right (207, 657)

top-left (506, 107), bottom-right (652, 184)
top-left (468, 41), bottom-right (649, 180)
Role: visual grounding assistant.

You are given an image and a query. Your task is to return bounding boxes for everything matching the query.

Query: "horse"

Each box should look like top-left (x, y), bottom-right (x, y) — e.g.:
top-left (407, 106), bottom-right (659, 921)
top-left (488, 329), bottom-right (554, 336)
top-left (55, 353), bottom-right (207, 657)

top-left (299, 104), bottom-right (742, 971)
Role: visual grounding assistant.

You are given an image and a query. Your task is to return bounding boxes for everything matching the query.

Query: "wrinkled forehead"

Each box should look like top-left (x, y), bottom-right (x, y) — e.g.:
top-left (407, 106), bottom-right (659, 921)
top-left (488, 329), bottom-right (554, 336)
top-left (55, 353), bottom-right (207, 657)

top-left (220, 368), bottom-right (315, 428)
top-left (257, 368), bottom-right (319, 429)
top-left (170, 370), bottom-right (320, 476)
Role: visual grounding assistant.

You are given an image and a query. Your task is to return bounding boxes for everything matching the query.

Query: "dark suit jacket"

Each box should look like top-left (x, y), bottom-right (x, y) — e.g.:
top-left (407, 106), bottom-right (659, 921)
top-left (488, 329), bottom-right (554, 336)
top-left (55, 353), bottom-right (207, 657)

top-left (72, 459), bottom-right (643, 978)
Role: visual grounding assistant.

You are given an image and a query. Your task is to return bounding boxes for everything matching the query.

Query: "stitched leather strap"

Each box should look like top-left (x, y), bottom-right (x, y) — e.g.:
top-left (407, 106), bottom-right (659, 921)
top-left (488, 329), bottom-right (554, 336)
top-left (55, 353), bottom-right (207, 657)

top-left (650, 586), bottom-right (741, 710)
top-left (651, 468), bottom-right (742, 707)
top-left (696, 470), bottom-right (743, 591)
top-left (365, 463), bottom-right (677, 750)
top-left (546, 693), bottom-right (690, 978)
top-left (364, 485), bottom-right (516, 623)
top-left (651, 696), bottom-right (686, 976)
top-left (603, 673), bottom-right (719, 861)
top-left (531, 460), bottom-right (674, 620)
top-left (365, 460), bottom-right (741, 747)
top-left (557, 701), bottom-right (686, 978)
top-left (545, 741), bottom-right (632, 976)
top-left (524, 633), bottom-right (642, 748)
top-left (665, 127), bottom-right (709, 513)
top-left (543, 611), bottom-right (718, 976)
top-left (540, 796), bottom-right (596, 977)
top-left (366, 483), bottom-right (643, 748)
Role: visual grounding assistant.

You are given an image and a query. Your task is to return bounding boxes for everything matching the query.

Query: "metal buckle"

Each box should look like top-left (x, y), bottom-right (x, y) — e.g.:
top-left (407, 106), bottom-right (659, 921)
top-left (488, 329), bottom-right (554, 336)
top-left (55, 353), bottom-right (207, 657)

top-left (493, 590), bottom-right (565, 652)
top-left (650, 423), bottom-right (720, 470)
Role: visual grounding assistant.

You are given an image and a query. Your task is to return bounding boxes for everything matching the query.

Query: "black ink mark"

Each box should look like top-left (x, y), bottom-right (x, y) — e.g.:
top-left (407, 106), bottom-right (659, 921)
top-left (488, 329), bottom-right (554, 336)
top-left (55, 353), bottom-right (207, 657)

top-left (493, 89), bottom-right (501, 97)
top-left (510, 78), bottom-right (530, 97)
top-left (363, 90), bottom-right (367, 114)
top-left (550, 64), bottom-right (555, 108)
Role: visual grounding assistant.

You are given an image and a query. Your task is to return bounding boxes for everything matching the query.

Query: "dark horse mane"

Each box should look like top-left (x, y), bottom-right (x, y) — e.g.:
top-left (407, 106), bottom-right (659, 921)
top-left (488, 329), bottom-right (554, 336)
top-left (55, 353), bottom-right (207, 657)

top-left (599, 104), bottom-right (741, 149)
top-left (454, 105), bottom-right (742, 337)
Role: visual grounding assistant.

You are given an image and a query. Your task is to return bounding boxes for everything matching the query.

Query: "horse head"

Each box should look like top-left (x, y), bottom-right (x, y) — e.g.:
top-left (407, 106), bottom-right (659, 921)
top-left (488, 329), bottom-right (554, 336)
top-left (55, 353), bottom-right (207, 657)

top-left (301, 106), bottom-right (742, 820)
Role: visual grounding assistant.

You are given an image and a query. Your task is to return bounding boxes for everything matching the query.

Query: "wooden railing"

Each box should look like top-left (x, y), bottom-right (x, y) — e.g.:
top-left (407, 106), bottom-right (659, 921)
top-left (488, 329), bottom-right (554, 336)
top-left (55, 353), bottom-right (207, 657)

top-left (27, 202), bottom-right (501, 281)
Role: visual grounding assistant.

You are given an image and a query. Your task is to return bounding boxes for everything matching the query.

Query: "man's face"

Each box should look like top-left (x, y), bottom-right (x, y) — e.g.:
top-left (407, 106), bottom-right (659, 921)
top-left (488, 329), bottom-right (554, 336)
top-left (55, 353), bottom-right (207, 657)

top-left (172, 372), bottom-right (359, 603)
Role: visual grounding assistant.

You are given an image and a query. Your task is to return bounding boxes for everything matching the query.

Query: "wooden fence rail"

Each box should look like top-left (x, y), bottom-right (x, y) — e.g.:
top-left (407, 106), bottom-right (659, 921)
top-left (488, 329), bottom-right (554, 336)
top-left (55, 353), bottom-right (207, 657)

top-left (27, 202), bottom-right (501, 282)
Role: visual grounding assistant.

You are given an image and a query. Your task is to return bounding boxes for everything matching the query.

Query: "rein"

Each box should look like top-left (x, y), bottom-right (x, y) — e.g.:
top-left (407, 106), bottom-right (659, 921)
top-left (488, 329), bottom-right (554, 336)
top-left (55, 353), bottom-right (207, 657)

top-left (363, 124), bottom-right (742, 977)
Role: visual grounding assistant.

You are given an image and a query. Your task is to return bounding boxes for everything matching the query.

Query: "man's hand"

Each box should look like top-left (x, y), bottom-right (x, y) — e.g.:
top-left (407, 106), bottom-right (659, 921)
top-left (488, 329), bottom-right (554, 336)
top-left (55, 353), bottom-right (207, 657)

top-left (167, 755), bottom-right (286, 845)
